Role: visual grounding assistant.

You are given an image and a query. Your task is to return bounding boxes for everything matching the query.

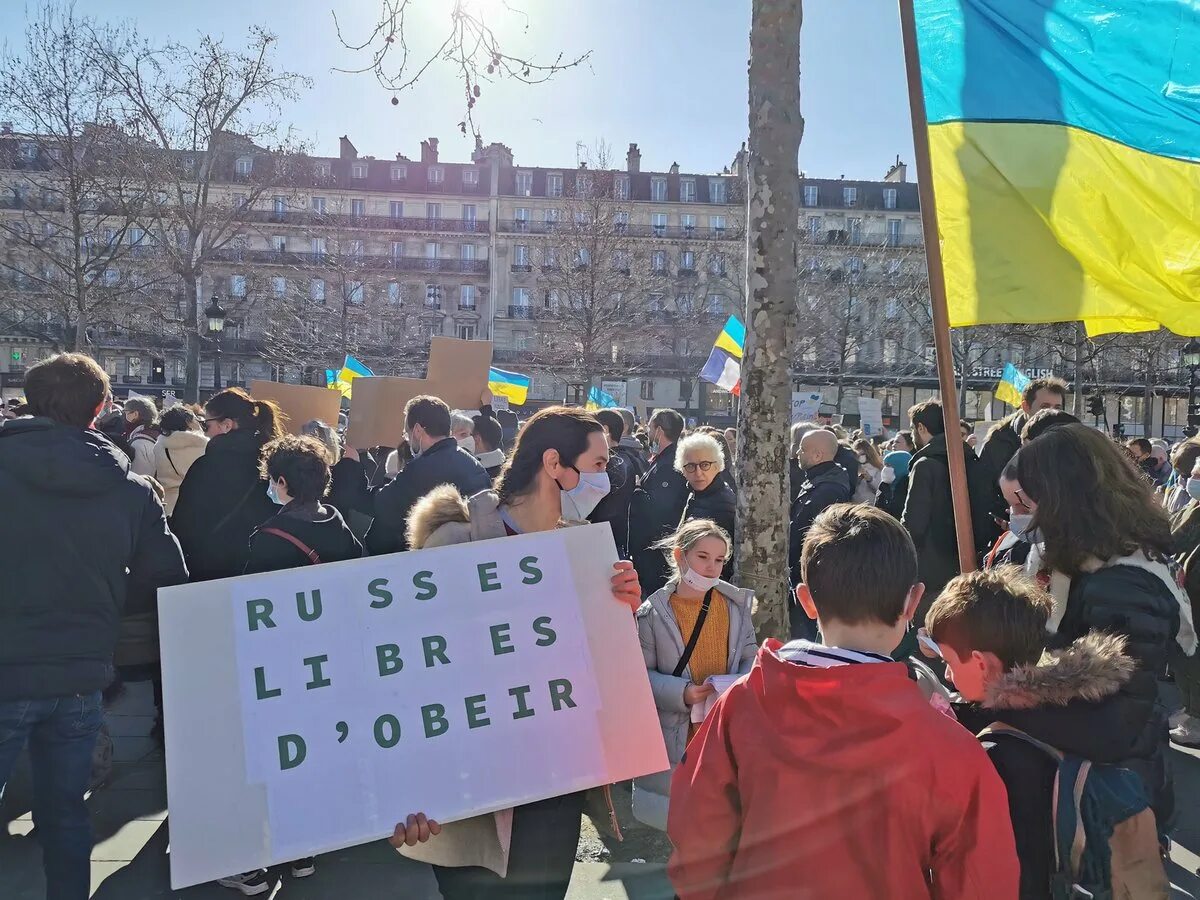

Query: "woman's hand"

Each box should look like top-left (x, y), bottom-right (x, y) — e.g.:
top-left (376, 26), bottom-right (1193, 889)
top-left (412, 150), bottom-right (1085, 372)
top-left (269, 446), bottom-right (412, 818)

top-left (683, 682), bottom-right (716, 706)
top-left (480, 387), bottom-right (493, 407)
top-left (388, 813), bottom-right (442, 848)
top-left (611, 561), bottom-right (641, 612)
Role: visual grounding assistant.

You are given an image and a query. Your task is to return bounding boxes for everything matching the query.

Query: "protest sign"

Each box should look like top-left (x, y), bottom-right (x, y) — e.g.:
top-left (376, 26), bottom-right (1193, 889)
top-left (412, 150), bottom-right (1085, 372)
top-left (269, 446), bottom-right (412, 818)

top-left (158, 524), bottom-right (667, 889)
top-left (858, 397), bottom-right (884, 436)
top-left (600, 380), bottom-right (628, 408)
top-left (491, 395), bottom-right (510, 411)
top-left (346, 338), bottom-right (493, 448)
top-left (791, 391), bottom-right (823, 423)
top-left (248, 380), bottom-right (342, 435)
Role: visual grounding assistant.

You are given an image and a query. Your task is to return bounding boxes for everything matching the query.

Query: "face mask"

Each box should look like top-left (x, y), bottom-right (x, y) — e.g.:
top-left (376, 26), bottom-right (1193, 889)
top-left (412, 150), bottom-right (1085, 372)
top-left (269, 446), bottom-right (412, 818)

top-left (559, 469), bottom-right (611, 520)
top-left (267, 480), bottom-right (285, 506)
top-left (1187, 478), bottom-right (1200, 502)
top-left (457, 435), bottom-right (476, 455)
top-left (407, 431), bottom-right (422, 457)
top-left (857, 454), bottom-right (868, 464)
top-left (680, 561), bottom-right (720, 593)
top-left (1008, 513), bottom-right (1043, 544)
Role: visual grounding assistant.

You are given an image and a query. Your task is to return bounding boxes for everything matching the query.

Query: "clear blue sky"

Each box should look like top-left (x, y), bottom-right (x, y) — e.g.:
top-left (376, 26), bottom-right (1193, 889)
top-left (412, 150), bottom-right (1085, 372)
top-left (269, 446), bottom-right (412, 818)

top-left (6, 0), bottom-right (915, 179)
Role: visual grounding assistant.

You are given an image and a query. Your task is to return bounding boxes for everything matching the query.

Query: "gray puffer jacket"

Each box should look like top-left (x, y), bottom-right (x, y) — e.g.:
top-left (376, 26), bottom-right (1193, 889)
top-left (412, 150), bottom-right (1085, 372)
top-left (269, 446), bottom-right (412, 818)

top-left (632, 579), bottom-right (757, 830)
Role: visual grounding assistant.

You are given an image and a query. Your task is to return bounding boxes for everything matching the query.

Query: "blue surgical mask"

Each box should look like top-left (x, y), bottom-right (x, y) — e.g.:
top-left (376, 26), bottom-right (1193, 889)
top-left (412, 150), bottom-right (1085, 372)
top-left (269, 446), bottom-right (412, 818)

top-left (267, 479), bottom-right (285, 506)
top-left (560, 469), bottom-right (611, 520)
top-left (1187, 478), bottom-right (1200, 502)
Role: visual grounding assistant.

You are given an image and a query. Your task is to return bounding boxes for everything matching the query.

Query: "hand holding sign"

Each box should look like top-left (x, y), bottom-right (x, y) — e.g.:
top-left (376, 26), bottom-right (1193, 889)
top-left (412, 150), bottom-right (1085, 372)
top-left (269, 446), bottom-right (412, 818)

top-left (610, 560), bottom-right (641, 612)
top-left (389, 814), bottom-right (442, 848)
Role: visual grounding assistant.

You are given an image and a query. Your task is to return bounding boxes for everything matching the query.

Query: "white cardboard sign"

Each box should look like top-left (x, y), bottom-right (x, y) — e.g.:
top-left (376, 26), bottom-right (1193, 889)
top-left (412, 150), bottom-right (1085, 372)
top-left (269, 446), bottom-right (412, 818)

top-left (858, 397), bottom-right (884, 436)
top-left (159, 525), bottom-right (668, 889)
top-left (791, 391), bottom-right (823, 423)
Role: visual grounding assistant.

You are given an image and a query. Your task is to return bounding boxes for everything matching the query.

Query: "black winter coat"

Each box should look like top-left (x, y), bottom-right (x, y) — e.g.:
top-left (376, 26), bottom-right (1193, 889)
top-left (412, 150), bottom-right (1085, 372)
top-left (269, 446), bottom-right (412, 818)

top-left (628, 441), bottom-right (690, 596)
top-left (680, 477), bottom-right (737, 580)
top-left (365, 437), bottom-right (490, 555)
top-left (171, 428), bottom-right (277, 583)
top-left (788, 460), bottom-right (852, 584)
top-left (901, 433), bottom-right (976, 608)
top-left (0, 418), bottom-right (188, 700)
top-left (875, 475), bottom-right (910, 521)
top-left (588, 445), bottom-right (644, 558)
top-left (977, 414), bottom-right (1024, 520)
top-left (245, 503), bottom-right (364, 573)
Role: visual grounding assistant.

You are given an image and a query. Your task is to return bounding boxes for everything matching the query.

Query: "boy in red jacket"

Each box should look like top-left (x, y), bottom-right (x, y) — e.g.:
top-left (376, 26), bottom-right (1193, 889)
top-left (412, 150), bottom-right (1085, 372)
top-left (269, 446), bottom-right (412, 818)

top-left (667, 504), bottom-right (1019, 900)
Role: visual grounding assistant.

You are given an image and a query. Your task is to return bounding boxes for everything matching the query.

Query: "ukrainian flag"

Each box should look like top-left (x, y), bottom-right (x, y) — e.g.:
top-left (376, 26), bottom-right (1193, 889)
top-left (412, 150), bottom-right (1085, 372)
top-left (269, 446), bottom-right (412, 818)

top-left (994, 363), bottom-right (1031, 408)
top-left (713, 315), bottom-right (745, 360)
top-left (488, 367), bottom-right (531, 406)
top-left (585, 386), bottom-right (618, 411)
top-left (699, 315), bottom-right (745, 395)
top-left (332, 355), bottom-right (372, 398)
top-left (913, 0), bottom-right (1200, 337)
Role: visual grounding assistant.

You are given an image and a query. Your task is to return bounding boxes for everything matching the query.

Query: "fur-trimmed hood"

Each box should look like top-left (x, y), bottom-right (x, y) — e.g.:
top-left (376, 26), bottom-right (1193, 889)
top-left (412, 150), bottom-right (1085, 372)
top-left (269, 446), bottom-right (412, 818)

top-left (406, 485), bottom-right (507, 549)
top-left (983, 632), bottom-right (1135, 711)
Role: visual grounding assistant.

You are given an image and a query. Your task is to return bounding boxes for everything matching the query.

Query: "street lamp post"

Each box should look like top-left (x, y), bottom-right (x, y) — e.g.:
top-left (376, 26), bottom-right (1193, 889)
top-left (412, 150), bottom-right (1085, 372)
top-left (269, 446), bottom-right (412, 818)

top-left (205, 294), bottom-right (227, 395)
top-left (1184, 338), bottom-right (1200, 437)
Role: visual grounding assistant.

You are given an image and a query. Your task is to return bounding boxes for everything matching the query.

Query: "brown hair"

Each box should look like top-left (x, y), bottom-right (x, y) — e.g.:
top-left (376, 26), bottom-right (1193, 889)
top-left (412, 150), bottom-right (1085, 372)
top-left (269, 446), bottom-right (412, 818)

top-left (260, 435), bottom-right (333, 503)
top-left (908, 399), bottom-right (945, 437)
top-left (206, 387), bottom-right (285, 448)
top-left (652, 518), bottom-right (732, 579)
top-left (404, 395), bottom-right (451, 438)
top-left (801, 504), bottom-right (918, 626)
top-left (1022, 376), bottom-right (1068, 409)
top-left (927, 567), bottom-right (1051, 669)
top-left (1020, 408), bottom-right (1079, 444)
top-left (853, 437), bottom-right (884, 470)
top-left (1015, 424), bottom-right (1171, 576)
top-left (495, 406), bottom-right (604, 505)
top-left (25, 353), bottom-right (109, 428)
top-left (1172, 439), bottom-right (1200, 478)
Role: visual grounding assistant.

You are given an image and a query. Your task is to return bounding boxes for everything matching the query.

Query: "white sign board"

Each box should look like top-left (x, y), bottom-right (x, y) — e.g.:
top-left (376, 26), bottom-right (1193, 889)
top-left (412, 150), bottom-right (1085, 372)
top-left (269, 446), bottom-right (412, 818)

top-left (791, 391), bottom-right (823, 423)
top-left (858, 397), bottom-right (884, 436)
top-left (600, 380), bottom-right (628, 408)
top-left (159, 525), bottom-right (668, 889)
top-left (490, 395), bottom-right (510, 412)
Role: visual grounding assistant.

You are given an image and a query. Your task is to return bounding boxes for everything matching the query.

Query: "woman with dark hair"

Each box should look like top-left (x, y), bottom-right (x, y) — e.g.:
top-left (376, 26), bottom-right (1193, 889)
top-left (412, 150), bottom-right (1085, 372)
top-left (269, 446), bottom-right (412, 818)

top-left (171, 387), bottom-right (285, 582)
top-left (153, 405), bottom-right (208, 516)
top-left (851, 438), bottom-right (884, 504)
top-left (123, 396), bottom-right (160, 478)
top-left (1015, 423), bottom-right (1197, 832)
top-left (392, 405), bottom-right (641, 900)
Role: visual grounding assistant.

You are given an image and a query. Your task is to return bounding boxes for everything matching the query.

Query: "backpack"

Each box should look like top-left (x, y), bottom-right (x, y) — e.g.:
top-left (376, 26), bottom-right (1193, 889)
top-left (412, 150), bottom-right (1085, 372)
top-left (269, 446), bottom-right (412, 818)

top-left (977, 723), bottom-right (1168, 900)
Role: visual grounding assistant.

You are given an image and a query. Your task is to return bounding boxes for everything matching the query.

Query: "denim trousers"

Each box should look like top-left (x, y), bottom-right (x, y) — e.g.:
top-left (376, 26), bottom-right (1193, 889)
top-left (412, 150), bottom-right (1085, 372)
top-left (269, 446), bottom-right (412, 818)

top-left (0, 692), bottom-right (103, 900)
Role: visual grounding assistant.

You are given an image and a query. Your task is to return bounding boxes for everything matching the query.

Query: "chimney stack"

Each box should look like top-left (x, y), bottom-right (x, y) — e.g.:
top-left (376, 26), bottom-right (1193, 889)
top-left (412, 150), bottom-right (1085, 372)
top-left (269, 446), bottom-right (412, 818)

top-left (339, 135), bottom-right (357, 160)
top-left (884, 155), bottom-right (908, 183)
top-left (626, 142), bottom-right (641, 174)
top-left (421, 137), bottom-right (440, 164)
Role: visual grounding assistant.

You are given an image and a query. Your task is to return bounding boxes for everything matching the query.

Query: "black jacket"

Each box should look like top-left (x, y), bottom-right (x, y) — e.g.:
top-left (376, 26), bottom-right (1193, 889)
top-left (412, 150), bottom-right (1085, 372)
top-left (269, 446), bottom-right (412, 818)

top-left (954, 633), bottom-right (1146, 900)
top-left (588, 445), bottom-right (643, 558)
top-left (0, 418), bottom-right (188, 700)
top-left (245, 502), bottom-right (364, 574)
top-left (788, 460), bottom-right (852, 583)
top-left (365, 437), bottom-right (490, 555)
top-left (875, 474), bottom-right (910, 521)
top-left (628, 441), bottom-right (691, 596)
top-left (171, 428), bottom-right (277, 582)
top-left (681, 477), bottom-right (737, 580)
top-left (789, 446), bottom-right (859, 501)
top-left (978, 414), bottom-right (1024, 519)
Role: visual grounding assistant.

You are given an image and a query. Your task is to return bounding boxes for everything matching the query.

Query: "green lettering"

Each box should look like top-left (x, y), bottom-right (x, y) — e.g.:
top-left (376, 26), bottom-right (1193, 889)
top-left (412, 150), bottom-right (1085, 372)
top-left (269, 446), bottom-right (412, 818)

top-left (413, 570), bottom-right (437, 601)
top-left (376, 643), bottom-right (404, 676)
top-left (368, 578), bottom-right (393, 609)
top-left (296, 589), bottom-right (322, 622)
top-left (549, 678), bottom-right (576, 711)
top-left (303, 654), bottom-right (331, 690)
top-left (374, 714), bottom-right (401, 748)
top-left (422, 703), bottom-right (449, 738)
top-left (477, 561), bottom-right (501, 592)
top-left (278, 734), bottom-right (306, 770)
top-left (533, 616), bottom-right (557, 647)
top-left (519, 555), bottom-right (543, 585)
top-left (422, 635), bottom-right (449, 667)
top-left (489, 623), bottom-right (514, 656)
top-left (254, 666), bottom-right (281, 700)
top-left (246, 598), bottom-right (275, 632)
top-left (509, 684), bottom-right (535, 719)
top-left (465, 694), bottom-right (490, 729)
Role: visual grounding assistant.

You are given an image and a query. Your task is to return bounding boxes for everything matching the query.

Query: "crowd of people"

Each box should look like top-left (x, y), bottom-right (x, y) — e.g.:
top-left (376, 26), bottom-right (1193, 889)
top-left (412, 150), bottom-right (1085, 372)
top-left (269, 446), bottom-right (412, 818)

top-left (2, 354), bottom-right (1197, 899)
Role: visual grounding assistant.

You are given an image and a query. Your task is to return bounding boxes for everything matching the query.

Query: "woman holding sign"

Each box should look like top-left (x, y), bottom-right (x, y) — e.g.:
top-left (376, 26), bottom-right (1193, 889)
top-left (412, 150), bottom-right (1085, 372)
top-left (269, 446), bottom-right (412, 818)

top-left (631, 519), bottom-right (757, 831)
top-left (395, 406), bottom-right (641, 900)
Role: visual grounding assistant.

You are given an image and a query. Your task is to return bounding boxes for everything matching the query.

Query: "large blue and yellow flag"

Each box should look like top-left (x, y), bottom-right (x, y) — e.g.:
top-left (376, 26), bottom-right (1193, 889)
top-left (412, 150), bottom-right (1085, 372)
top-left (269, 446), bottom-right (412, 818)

top-left (913, 1), bottom-right (1200, 336)
top-left (330, 355), bottom-right (372, 398)
top-left (585, 386), bottom-right (619, 411)
top-left (994, 363), bottom-right (1031, 408)
top-left (699, 315), bottom-right (746, 395)
top-left (488, 366), bottom-right (531, 406)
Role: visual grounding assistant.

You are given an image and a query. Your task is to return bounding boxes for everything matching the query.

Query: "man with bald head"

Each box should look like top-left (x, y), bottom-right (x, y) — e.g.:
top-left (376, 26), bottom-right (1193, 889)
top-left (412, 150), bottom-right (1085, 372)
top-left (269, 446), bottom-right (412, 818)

top-left (788, 429), bottom-right (852, 637)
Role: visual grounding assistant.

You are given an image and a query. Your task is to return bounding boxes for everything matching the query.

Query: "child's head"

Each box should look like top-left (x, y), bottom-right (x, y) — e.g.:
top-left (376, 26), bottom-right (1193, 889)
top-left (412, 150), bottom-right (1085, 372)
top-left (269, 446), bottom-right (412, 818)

top-left (797, 504), bottom-right (921, 635)
top-left (259, 435), bottom-right (334, 505)
top-left (653, 518), bottom-right (732, 584)
top-left (926, 567), bottom-right (1051, 701)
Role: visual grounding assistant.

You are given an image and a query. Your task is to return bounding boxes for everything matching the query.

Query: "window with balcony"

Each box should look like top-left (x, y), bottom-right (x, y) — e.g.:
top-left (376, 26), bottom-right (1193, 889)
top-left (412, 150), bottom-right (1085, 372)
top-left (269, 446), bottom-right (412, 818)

top-left (460, 284), bottom-right (476, 309)
top-left (545, 290), bottom-right (561, 310)
top-left (545, 208), bottom-right (560, 226)
top-left (272, 276), bottom-right (287, 298)
top-left (428, 166), bottom-right (444, 184)
top-left (709, 253), bottom-right (726, 276)
top-left (272, 235), bottom-right (286, 252)
top-left (127, 356), bottom-right (143, 379)
top-left (843, 186), bottom-right (858, 207)
top-left (348, 281), bottom-right (365, 304)
top-left (613, 210), bottom-right (629, 233)
top-left (612, 250), bottom-right (631, 272)
top-left (804, 185), bottom-right (819, 207)
top-left (514, 207), bottom-right (530, 230)
top-left (390, 200), bottom-right (404, 219)
top-left (543, 247), bottom-right (559, 269)
top-left (884, 188), bottom-right (897, 210)
top-left (391, 241), bottom-right (405, 260)
top-left (680, 179), bottom-right (697, 203)
top-left (885, 297), bottom-right (900, 318)
top-left (348, 239), bottom-right (364, 259)
top-left (351, 198), bottom-right (366, 217)
top-left (387, 282), bottom-right (403, 306)
top-left (512, 287), bottom-right (531, 316)
top-left (514, 331), bottom-right (531, 350)
top-left (461, 204), bottom-right (477, 225)
top-left (640, 380), bottom-right (656, 401)
top-left (391, 164), bottom-right (407, 182)
top-left (651, 250), bottom-right (668, 273)
top-left (312, 196), bottom-right (326, 214)
top-left (887, 218), bottom-right (903, 247)
top-left (680, 213), bottom-right (697, 234)
top-left (426, 283), bottom-right (443, 308)
top-left (706, 293), bottom-right (725, 314)
top-left (651, 177), bottom-right (667, 202)
top-left (516, 171), bottom-right (532, 196)
top-left (807, 216), bottom-right (822, 240)
top-left (231, 274), bottom-right (247, 297)
top-left (427, 202), bottom-right (441, 219)
top-left (273, 195), bottom-right (286, 215)
top-left (547, 173), bottom-right (563, 198)
top-left (848, 217), bottom-right (862, 243)
top-left (710, 215), bottom-right (727, 234)
top-left (847, 256), bottom-right (862, 274)
top-left (680, 250), bottom-right (696, 272)
top-left (709, 178), bottom-right (728, 203)
top-left (235, 157), bottom-right (252, 176)
top-left (575, 247), bottom-right (591, 268)
top-left (352, 163), bottom-right (368, 179)
top-left (311, 237), bottom-right (326, 259)
top-left (233, 193), bottom-right (247, 209)
top-left (311, 278), bottom-right (326, 303)
top-left (651, 213), bottom-right (667, 236)
top-left (514, 245), bottom-right (530, 267)
top-left (461, 244), bottom-right (476, 261)
top-left (614, 175), bottom-right (630, 200)
top-left (425, 241), bottom-right (439, 259)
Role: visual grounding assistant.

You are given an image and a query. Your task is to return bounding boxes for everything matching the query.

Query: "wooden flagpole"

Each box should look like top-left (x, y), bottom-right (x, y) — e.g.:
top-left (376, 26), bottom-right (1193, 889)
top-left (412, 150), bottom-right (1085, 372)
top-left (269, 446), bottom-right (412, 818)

top-left (897, 0), bottom-right (977, 573)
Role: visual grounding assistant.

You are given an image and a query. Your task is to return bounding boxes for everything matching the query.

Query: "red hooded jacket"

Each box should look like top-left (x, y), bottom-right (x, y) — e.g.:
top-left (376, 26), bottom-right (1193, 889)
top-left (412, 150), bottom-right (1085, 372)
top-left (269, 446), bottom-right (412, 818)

top-left (668, 640), bottom-right (1019, 900)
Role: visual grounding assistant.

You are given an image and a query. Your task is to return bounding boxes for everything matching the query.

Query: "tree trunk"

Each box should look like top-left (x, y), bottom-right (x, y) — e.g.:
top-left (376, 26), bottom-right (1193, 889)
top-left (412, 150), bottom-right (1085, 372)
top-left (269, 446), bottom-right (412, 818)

top-left (183, 273), bottom-right (201, 402)
top-left (738, 0), bottom-right (803, 641)
top-left (1072, 322), bottom-right (1086, 416)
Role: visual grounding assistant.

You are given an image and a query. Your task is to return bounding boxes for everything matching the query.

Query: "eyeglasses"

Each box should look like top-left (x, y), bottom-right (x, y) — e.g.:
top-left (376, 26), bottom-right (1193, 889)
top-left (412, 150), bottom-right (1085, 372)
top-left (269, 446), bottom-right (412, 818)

top-left (682, 461), bottom-right (717, 473)
top-left (203, 417), bottom-right (225, 428)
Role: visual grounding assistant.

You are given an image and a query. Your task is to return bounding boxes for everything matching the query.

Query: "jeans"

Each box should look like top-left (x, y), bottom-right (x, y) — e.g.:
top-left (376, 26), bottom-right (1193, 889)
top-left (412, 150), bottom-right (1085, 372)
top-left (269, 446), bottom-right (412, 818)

top-left (0, 692), bottom-right (103, 900)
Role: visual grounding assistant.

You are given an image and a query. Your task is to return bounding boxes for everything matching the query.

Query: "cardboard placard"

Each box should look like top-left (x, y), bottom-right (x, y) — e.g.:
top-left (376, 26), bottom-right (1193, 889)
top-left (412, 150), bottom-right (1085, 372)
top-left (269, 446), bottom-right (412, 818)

top-left (346, 338), bottom-right (493, 448)
top-left (858, 397), bottom-right (884, 437)
top-left (248, 381), bottom-right (342, 435)
top-left (158, 524), bottom-right (668, 889)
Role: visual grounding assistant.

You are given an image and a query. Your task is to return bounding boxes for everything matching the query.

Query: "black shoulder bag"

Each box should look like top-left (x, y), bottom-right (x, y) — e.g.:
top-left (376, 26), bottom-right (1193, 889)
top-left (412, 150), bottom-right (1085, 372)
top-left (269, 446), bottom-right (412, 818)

top-left (672, 589), bottom-right (715, 678)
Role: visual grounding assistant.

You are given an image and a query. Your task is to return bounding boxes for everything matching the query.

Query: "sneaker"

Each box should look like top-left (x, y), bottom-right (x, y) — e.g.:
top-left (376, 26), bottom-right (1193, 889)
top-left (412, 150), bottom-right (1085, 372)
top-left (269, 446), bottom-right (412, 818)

top-left (216, 871), bottom-right (271, 895)
top-left (1169, 709), bottom-right (1190, 730)
top-left (291, 857), bottom-right (316, 878)
top-left (1169, 716), bottom-right (1200, 747)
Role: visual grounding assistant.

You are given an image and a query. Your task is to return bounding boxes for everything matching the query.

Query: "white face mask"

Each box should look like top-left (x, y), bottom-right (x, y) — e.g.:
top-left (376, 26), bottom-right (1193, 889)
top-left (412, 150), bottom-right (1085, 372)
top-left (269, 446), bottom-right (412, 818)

top-left (560, 469), bottom-right (611, 520)
top-left (407, 430), bottom-right (422, 457)
top-left (680, 561), bottom-right (720, 593)
top-left (857, 454), bottom-right (868, 464)
top-left (1008, 513), bottom-right (1043, 544)
top-left (266, 479), bottom-right (285, 506)
top-left (457, 435), bottom-right (476, 455)
top-left (1187, 477), bottom-right (1200, 502)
